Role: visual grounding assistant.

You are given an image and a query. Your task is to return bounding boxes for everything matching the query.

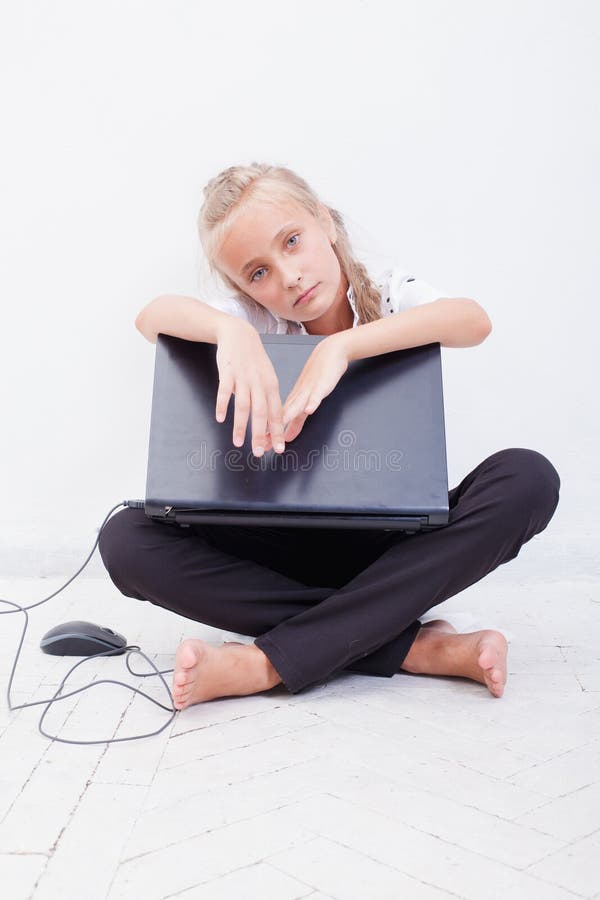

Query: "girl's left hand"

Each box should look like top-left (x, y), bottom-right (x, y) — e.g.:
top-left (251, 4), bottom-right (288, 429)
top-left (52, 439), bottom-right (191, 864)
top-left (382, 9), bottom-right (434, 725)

top-left (264, 334), bottom-right (350, 448)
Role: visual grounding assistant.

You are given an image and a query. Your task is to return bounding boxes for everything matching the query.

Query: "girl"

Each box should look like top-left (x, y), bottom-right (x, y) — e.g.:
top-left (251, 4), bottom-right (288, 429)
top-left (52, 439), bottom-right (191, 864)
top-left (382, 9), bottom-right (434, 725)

top-left (99, 162), bottom-right (561, 711)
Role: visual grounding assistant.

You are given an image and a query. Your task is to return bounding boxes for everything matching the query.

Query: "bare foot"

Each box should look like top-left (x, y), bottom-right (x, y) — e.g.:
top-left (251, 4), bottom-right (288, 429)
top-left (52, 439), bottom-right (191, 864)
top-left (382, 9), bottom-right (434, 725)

top-left (401, 627), bottom-right (508, 698)
top-left (172, 639), bottom-right (281, 711)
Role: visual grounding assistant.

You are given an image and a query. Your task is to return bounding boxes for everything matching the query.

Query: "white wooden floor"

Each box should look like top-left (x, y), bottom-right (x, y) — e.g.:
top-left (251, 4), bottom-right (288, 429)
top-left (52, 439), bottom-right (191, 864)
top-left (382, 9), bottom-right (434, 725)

top-left (1, 538), bottom-right (599, 900)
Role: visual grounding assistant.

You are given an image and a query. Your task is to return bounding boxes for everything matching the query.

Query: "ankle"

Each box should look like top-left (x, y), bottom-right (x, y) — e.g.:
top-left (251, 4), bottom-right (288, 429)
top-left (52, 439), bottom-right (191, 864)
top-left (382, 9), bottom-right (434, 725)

top-left (249, 643), bottom-right (282, 689)
top-left (400, 627), bottom-right (447, 675)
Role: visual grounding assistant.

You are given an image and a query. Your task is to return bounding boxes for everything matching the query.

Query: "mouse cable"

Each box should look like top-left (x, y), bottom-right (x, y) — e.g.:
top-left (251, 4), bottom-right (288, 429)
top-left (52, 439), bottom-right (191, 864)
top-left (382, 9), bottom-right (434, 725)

top-left (0, 500), bottom-right (182, 745)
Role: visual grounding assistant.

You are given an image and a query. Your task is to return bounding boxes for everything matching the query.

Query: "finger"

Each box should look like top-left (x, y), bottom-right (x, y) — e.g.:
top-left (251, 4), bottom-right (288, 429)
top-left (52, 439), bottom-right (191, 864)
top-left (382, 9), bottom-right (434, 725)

top-left (250, 385), bottom-right (269, 457)
top-left (284, 411), bottom-right (309, 442)
top-left (283, 394), bottom-right (308, 431)
top-left (215, 376), bottom-right (234, 423)
top-left (285, 422), bottom-right (303, 443)
top-left (283, 410), bottom-right (299, 436)
top-left (232, 383), bottom-right (251, 448)
top-left (266, 385), bottom-right (286, 453)
top-left (283, 422), bottom-right (299, 443)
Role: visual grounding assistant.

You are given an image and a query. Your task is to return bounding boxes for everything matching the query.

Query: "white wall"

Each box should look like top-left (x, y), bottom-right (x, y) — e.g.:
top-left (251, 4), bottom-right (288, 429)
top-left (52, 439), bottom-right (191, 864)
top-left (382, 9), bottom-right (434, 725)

top-left (1, 0), bottom-right (597, 577)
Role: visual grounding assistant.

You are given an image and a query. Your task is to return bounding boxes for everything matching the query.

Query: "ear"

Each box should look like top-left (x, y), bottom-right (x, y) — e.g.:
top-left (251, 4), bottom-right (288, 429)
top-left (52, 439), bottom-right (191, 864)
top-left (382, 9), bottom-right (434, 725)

top-left (317, 202), bottom-right (337, 245)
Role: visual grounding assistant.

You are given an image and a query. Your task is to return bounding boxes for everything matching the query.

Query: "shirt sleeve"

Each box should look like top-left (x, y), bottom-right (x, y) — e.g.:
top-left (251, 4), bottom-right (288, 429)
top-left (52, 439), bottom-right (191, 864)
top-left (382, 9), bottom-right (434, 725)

top-left (385, 266), bottom-right (449, 313)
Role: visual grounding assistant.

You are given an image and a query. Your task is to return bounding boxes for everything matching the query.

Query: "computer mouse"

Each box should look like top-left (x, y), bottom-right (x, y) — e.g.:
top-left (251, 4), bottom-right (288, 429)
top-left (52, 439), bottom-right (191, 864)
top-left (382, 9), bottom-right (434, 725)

top-left (40, 620), bottom-right (128, 656)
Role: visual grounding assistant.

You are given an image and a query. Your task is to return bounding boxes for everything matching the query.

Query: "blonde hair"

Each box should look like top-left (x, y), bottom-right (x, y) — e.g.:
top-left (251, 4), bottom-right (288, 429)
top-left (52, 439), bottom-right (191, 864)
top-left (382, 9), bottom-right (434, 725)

top-left (197, 162), bottom-right (383, 327)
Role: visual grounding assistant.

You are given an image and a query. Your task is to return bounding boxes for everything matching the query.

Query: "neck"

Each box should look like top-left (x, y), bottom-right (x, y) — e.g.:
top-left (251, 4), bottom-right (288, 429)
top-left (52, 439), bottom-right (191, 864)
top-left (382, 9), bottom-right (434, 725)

top-left (305, 273), bottom-right (353, 335)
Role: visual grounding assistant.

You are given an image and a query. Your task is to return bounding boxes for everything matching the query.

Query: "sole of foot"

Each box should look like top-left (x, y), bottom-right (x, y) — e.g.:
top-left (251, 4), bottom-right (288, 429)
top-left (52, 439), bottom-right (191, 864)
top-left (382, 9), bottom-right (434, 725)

top-left (172, 639), bottom-right (212, 710)
top-left (473, 630), bottom-right (508, 698)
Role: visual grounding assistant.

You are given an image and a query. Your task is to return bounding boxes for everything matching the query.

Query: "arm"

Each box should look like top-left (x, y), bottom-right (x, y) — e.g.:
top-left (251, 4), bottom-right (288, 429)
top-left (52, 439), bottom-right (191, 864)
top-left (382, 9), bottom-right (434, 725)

top-left (137, 295), bottom-right (289, 456)
top-left (134, 294), bottom-right (240, 344)
top-left (338, 298), bottom-right (492, 361)
top-left (279, 299), bottom-right (492, 442)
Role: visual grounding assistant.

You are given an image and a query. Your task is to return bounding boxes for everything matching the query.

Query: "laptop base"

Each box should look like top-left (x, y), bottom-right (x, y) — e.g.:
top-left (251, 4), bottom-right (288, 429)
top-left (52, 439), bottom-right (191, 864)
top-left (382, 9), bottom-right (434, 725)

top-left (146, 507), bottom-right (447, 533)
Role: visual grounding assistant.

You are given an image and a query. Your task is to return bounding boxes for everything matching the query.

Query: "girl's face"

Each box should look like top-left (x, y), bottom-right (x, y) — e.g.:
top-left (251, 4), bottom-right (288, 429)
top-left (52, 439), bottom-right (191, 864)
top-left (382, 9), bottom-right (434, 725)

top-left (215, 199), bottom-right (351, 332)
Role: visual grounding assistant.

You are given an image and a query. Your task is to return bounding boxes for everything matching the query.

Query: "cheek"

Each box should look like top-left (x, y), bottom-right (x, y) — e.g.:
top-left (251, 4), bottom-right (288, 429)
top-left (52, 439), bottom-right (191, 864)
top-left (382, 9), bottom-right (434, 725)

top-left (323, 245), bottom-right (340, 279)
top-left (306, 235), bottom-right (331, 270)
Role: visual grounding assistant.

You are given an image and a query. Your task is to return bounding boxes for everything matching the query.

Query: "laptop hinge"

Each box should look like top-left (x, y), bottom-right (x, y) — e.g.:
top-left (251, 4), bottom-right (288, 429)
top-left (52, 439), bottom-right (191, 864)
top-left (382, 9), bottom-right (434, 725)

top-left (156, 509), bottom-right (432, 532)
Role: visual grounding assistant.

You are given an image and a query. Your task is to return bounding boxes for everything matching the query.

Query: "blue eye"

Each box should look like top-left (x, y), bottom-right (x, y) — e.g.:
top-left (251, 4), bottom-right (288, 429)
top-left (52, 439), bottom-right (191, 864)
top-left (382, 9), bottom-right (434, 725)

top-left (250, 233), bottom-right (300, 282)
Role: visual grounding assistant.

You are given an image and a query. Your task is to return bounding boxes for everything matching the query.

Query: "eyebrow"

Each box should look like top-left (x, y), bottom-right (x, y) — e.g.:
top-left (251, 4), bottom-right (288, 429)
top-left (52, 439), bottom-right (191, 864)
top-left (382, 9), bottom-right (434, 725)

top-left (239, 222), bottom-right (297, 276)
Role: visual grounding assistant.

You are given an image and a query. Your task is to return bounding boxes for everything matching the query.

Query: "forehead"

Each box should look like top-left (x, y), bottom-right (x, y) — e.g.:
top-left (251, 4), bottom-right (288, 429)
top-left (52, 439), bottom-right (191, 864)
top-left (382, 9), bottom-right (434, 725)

top-left (218, 199), bottom-right (315, 270)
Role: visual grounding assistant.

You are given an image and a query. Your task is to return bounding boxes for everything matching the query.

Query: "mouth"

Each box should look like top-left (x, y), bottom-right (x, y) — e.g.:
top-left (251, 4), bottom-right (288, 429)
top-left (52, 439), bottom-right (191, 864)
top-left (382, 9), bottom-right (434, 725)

top-left (294, 283), bottom-right (319, 306)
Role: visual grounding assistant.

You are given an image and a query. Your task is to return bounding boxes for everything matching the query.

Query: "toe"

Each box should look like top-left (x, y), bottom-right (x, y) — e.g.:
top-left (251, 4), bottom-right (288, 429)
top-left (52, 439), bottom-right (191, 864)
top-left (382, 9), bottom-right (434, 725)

top-left (177, 640), bottom-right (200, 669)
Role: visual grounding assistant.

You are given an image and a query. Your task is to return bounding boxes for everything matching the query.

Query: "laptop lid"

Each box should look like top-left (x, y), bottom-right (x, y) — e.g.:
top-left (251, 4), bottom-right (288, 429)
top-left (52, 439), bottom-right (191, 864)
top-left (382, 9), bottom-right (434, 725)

top-left (144, 333), bottom-right (449, 532)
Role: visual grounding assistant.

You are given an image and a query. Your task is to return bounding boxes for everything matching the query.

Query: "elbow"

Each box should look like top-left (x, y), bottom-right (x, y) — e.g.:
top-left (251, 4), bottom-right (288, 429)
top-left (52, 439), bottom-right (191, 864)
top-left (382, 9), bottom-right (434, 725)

top-left (134, 310), bottom-right (154, 343)
top-left (479, 320), bottom-right (493, 342)
top-left (439, 298), bottom-right (492, 348)
top-left (467, 299), bottom-right (492, 345)
top-left (477, 314), bottom-right (493, 345)
top-left (135, 296), bottom-right (165, 343)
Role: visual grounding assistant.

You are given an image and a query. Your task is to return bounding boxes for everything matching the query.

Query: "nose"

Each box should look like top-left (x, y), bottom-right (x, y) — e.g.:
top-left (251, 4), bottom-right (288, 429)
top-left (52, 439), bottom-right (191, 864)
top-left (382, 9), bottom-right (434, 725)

top-left (284, 266), bottom-right (302, 290)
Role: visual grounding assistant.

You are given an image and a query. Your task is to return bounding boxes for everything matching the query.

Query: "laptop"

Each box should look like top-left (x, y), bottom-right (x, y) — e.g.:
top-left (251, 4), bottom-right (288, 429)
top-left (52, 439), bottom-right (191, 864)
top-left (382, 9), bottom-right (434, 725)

top-left (144, 333), bottom-right (449, 532)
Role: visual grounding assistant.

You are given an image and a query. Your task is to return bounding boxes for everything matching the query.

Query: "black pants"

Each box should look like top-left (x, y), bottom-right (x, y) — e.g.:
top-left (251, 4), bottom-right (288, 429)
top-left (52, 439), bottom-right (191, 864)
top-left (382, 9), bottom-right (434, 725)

top-left (98, 448), bottom-right (560, 693)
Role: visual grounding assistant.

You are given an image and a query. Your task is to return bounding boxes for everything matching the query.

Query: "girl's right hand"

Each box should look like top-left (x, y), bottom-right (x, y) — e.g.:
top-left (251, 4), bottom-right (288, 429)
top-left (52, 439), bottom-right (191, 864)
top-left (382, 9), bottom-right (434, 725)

top-left (215, 317), bottom-right (286, 457)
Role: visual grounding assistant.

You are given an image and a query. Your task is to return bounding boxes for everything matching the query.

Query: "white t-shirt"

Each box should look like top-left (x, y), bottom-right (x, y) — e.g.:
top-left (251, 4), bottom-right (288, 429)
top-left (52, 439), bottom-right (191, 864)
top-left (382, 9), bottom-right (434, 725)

top-left (201, 266), bottom-right (448, 335)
